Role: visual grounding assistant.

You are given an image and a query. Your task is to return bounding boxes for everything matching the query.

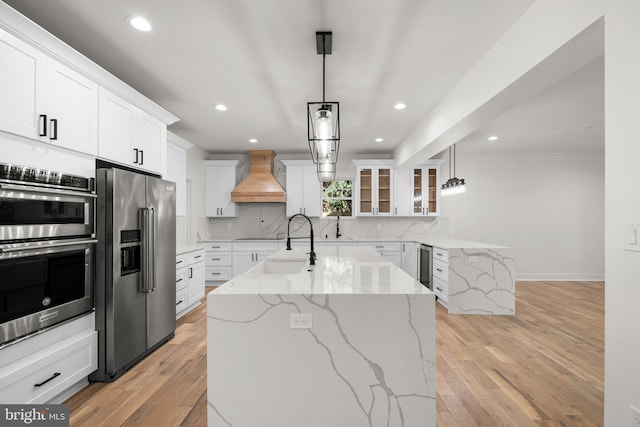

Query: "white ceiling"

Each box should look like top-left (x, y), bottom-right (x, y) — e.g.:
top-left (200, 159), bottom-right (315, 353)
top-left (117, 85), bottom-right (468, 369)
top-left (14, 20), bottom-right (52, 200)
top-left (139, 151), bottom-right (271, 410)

top-left (4, 0), bottom-right (555, 156)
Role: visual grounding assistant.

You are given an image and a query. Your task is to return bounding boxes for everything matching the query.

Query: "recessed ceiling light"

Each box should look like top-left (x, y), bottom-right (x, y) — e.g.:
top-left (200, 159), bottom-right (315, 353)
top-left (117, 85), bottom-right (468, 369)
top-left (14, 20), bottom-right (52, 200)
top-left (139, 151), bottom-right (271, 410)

top-left (126, 16), bottom-right (152, 32)
top-left (249, 138), bottom-right (258, 143)
top-left (214, 104), bottom-right (227, 111)
top-left (375, 138), bottom-right (384, 142)
top-left (488, 136), bottom-right (498, 141)
top-left (394, 102), bottom-right (406, 110)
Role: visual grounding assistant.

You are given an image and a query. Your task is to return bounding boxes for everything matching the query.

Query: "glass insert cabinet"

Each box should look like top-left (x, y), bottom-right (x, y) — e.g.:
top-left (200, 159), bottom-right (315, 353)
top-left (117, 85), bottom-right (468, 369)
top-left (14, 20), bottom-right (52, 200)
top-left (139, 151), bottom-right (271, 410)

top-left (353, 160), bottom-right (394, 216)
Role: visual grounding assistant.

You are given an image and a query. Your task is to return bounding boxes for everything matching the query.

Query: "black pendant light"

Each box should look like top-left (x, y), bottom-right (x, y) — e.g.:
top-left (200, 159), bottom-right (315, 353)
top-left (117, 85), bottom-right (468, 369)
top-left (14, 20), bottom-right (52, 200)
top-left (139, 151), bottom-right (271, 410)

top-left (441, 144), bottom-right (467, 196)
top-left (308, 31), bottom-right (340, 178)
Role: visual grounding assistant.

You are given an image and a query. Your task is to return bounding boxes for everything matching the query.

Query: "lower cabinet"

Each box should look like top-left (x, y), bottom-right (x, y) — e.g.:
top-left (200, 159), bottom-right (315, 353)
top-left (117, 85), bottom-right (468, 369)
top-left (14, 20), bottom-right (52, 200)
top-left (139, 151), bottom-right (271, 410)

top-left (0, 313), bottom-right (97, 404)
top-left (358, 242), bottom-right (402, 267)
top-left (232, 242), bottom-right (279, 276)
top-left (432, 247), bottom-right (449, 306)
top-left (401, 242), bottom-right (419, 280)
top-left (176, 248), bottom-right (205, 319)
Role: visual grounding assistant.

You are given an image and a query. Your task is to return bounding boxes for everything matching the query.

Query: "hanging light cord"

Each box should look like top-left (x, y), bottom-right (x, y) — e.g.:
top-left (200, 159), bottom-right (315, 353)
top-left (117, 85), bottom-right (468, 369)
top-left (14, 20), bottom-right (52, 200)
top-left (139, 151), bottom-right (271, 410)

top-left (322, 35), bottom-right (326, 102)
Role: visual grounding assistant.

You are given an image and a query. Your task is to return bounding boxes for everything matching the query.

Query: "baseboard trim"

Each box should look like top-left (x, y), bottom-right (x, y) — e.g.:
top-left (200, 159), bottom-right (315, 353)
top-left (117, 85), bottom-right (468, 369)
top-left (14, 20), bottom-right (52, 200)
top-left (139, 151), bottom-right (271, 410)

top-left (516, 273), bottom-right (605, 281)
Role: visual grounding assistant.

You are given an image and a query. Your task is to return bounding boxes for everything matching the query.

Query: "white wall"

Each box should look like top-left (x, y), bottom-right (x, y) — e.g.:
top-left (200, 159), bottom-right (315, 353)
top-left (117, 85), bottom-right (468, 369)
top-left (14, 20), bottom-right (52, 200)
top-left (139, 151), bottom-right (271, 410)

top-left (441, 151), bottom-right (604, 280)
top-left (178, 143), bottom-right (208, 247)
top-left (604, 0), bottom-right (640, 424)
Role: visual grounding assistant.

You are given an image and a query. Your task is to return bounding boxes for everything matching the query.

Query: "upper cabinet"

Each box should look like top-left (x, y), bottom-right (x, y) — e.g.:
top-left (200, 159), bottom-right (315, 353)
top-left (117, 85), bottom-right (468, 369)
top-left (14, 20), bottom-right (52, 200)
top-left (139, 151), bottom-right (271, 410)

top-left (98, 88), bottom-right (166, 175)
top-left (281, 160), bottom-right (321, 217)
top-left (0, 28), bottom-right (98, 156)
top-left (204, 160), bottom-right (240, 217)
top-left (166, 132), bottom-right (193, 217)
top-left (410, 163), bottom-right (442, 216)
top-left (353, 160), bottom-right (394, 217)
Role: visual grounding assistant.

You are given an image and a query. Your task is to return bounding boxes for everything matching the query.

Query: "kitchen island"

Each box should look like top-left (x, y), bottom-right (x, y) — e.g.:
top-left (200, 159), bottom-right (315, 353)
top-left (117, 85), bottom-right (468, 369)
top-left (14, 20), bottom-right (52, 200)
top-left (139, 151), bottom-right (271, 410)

top-left (207, 246), bottom-right (436, 427)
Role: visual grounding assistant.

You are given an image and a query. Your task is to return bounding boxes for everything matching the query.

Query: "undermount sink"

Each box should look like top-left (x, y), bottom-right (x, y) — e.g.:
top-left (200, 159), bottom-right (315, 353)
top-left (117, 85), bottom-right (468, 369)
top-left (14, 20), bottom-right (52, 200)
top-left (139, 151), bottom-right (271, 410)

top-left (249, 259), bottom-right (309, 275)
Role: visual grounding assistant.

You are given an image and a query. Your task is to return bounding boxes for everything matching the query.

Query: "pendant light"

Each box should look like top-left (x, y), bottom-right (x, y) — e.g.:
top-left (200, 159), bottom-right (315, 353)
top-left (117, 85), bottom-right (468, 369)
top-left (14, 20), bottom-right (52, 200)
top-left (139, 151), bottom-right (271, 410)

top-left (308, 31), bottom-right (340, 175)
top-left (441, 144), bottom-right (467, 196)
top-left (317, 162), bottom-right (336, 182)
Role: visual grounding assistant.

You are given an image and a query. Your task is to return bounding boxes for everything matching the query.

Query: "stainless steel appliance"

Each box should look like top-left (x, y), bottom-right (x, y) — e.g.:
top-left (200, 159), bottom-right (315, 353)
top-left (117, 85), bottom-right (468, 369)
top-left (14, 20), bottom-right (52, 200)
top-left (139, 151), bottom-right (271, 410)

top-left (0, 163), bottom-right (96, 346)
top-left (419, 244), bottom-right (433, 291)
top-left (91, 167), bottom-right (176, 382)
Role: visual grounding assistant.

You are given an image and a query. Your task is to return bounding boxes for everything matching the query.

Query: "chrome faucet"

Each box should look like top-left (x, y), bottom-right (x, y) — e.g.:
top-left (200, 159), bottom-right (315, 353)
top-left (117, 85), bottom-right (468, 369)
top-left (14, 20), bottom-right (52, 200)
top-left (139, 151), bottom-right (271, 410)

top-left (336, 215), bottom-right (342, 239)
top-left (286, 213), bottom-right (316, 265)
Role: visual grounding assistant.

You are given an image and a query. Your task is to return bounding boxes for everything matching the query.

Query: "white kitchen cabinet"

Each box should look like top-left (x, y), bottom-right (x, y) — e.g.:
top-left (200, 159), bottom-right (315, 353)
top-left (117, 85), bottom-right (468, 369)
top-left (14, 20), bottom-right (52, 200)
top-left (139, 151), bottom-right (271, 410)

top-left (0, 313), bottom-right (96, 404)
top-left (98, 88), bottom-right (167, 174)
top-left (199, 241), bottom-right (234, 284)
top-left (0, 28), bottom-right (98, 155)
top-left (358, 241), bottom-right (402, 267)
top-left (204, 160), bottom-right (240, 217)
top-left (352, 160), bottom-right (394, 217)
top-left (232, 242), bottom-right (279, 276)
top-left (410, 164), bottom-right (442, 216)
top-left (176, 249), bottom-right (205, 318)
top-left (166, 132), bottom-right (193, 217)
top-left (401, 241), bottom-right (419, 280)
top-left (281, 160), bottom-right (321, 217)
top-left (432, 247), bottom-right (449, 306)
top-left (393, 170), bottom-right (412, 216)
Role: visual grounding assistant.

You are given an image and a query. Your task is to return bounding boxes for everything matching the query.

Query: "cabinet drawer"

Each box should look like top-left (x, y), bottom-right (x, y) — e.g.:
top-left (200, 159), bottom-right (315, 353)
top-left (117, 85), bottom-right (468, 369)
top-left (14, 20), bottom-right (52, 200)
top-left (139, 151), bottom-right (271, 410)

top-left (176, 269), bottom-right (188, 291)
top-left (0, 331), bottom-right (97, 404)
top-left (188, 250), bottom-right (205, 265)
top-left (433, 276), bottom-right (448, 301)
top-left (433, 259), bottom-right (448, 282)
top-left (232, 242), bottom-right (279, 252)
top-left (176, 254), bottom-right (188, 268)
top-left (359, 242), bottom-right (402, 252)
top-left (206, 252), bottom-right (232, 266)
top-left (205, 267), bottom-right (232, 281)
top-left (433, 247), bottom-right (448, 263)
top-left (176, 288), bottom-right (188, 314)
top-left (200, 242), bottom-right (232, 251)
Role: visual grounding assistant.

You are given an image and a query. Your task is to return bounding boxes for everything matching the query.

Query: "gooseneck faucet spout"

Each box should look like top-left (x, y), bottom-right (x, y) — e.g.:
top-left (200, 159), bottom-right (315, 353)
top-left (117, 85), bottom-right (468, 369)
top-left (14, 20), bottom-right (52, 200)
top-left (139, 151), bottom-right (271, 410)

top-left (286, 213), bottom-right (316, 266)
top-left (336, 215), bottom-right (342, 239)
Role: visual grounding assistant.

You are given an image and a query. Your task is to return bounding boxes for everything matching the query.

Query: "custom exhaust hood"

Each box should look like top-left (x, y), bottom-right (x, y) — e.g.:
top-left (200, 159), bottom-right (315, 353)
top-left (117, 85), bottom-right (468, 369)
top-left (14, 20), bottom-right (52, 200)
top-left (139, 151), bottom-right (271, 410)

top-left (231, 150), bottom-right (286, 203)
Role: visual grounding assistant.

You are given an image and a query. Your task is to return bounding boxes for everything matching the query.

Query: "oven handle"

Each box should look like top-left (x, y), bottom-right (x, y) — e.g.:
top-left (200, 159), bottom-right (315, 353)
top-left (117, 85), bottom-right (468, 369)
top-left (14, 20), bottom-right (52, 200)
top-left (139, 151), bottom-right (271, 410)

top-left (0, 239), bottom-right (97, 258)
top-left (0, 183), bottom-right (97, 198)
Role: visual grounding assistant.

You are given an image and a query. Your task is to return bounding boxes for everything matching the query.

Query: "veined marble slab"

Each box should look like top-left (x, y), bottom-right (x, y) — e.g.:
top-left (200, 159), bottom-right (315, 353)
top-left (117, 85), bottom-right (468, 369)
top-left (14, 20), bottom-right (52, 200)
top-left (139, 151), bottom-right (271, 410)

top-left (447, 248), bottom-right (516, 315)
top-left (207, 247), bottom-right (436, 426)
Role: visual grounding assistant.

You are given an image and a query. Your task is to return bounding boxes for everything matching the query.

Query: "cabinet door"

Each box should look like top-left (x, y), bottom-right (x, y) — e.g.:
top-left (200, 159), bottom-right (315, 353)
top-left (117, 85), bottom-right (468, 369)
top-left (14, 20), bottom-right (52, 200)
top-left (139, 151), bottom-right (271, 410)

top-left (393, 170), bottom-right (411, 216)
top-left (426, 167), bottom-right (439, 216)
top-left (205, 165), bottom-right (238, 217)
top-left (301, 165), bottom-right (321, 216)
top-left (401, 242), bottom-right (419, 280)
top-left (376, 167), bottom-right (393, 215)
top-left (166, 141), bottom-right (187, 216)
top-left (358, 168), bottom-right (373, 215)
top-left (135, 110), bottom-right (166, 174)
top-left (232, 252), bottom-right (255, 276)
top-left (0, 28), bottom-right (46, 140)
top-left (46, 60), bottom-right (98, 155)
top-left (98, 88), bottom-right (135, 164)
top-left (285, 165), bottom-right (304, 216)
top-left (187, 262), bottom-right (205, 306)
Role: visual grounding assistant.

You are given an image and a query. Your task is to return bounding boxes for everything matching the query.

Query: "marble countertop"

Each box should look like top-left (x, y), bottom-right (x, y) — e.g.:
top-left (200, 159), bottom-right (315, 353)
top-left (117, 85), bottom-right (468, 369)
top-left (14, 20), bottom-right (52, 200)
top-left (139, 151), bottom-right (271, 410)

top-left (198, 237), bottom-right (510, 249)
top-left (213, 246), bottom-right (432, 295)
top-left (176, 245), bottom-right (204, 255)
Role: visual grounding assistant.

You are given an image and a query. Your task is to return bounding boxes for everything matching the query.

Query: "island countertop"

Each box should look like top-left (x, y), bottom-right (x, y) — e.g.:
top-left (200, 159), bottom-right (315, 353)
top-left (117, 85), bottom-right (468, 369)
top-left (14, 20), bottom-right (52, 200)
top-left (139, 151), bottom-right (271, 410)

top-left (213, 246), bottom-right (432, 295)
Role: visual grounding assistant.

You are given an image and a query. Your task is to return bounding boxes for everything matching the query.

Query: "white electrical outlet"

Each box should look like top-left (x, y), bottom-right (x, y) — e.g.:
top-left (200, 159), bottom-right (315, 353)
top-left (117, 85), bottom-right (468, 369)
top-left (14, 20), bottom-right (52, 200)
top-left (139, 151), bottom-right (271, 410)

top-left (290, 313), bottom-right (312, 329)
top-left (624, 223), bottom-right (640, 252)
top-left (468, 256), bottom-right (479, 263)
top-left (630, 405), bottom-right (640, 426)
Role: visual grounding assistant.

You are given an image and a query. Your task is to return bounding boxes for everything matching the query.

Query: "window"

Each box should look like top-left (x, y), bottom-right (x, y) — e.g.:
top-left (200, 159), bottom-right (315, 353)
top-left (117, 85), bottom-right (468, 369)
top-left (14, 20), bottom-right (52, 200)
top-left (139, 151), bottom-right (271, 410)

top-left (322, 180), bottom-right (352, 217)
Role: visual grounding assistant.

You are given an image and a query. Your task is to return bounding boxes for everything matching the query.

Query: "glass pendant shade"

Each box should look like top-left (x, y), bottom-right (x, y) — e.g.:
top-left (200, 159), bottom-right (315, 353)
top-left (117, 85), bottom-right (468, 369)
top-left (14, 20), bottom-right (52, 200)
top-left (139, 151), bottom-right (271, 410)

top-left (308, 102), bottom-right (340, 164)
top-left (317, 162), bottom-right (336, 182)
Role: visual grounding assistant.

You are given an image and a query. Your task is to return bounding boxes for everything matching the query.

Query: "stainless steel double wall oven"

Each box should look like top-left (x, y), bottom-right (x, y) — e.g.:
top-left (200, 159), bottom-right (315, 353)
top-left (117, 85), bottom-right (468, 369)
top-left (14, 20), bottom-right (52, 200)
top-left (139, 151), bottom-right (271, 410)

top-left (0, 162), bottom-right (96, 346)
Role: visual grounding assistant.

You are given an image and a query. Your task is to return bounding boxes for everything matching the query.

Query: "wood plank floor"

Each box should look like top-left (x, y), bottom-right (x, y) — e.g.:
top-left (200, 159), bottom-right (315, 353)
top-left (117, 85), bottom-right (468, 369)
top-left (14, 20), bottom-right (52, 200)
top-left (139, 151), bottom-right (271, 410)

top-left (66, 281), bottom-right (604, 426)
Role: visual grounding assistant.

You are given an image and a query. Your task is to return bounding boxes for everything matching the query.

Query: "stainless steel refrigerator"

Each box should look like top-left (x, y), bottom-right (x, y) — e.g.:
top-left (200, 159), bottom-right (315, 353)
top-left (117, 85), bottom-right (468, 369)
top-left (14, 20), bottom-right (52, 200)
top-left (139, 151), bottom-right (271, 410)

top-left (91, 167), bottom-right (176, 382)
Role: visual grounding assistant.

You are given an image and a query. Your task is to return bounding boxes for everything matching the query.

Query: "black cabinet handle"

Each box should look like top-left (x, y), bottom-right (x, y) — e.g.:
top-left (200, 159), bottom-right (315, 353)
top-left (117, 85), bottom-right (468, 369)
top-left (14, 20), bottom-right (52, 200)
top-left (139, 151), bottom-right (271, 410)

top-left (176, 278), bottom-right (183, 283)
top-left (211, 272), bottom-right (221, 276)
top-left (194, 255), bottom-right (202, 259)
top-left (134, 148), bottom-right (139, 164)
top-left (176, 300), bottom-right (183, 306)
top-left (189, 267), bottom-right (193, 279)
top-left (39, 114), bottom-right (47, 137)
top-left (34, 372), bottom-right (60, 387)
top-left (212, 258), bottom-right (221, 261)
top-left (139, 150), bottom-right (144, 165)
top-left (436, 268), bottom-right (443, 272)
top-left (50, 119), bottom-right (58, 140)
top-left (436, 287), bottom-right (443, 291)
top-left (176, 260), bottom-right (184, 265)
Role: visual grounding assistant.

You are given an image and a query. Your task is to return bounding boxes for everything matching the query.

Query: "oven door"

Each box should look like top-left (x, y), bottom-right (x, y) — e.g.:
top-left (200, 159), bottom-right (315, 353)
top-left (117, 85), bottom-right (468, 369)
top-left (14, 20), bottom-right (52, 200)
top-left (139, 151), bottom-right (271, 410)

top-left (0, 238), bottom-right (96, 346)
top-left (0, 182), bottom-right (95, 241)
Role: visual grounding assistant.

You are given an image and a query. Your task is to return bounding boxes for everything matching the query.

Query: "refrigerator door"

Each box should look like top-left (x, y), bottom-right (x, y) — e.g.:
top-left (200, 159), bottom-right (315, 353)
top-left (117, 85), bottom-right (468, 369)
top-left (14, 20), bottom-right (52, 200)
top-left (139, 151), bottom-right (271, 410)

top-left (109, 169), bottom-right (147, 373)
top-left (145, 176), bottom-right (176, 348)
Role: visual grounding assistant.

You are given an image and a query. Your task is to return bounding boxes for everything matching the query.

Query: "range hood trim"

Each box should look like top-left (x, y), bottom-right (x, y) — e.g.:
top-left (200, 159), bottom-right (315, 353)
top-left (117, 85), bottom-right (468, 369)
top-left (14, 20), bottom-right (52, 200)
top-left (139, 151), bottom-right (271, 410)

top-left (230, 150), bottom-right (286, 203)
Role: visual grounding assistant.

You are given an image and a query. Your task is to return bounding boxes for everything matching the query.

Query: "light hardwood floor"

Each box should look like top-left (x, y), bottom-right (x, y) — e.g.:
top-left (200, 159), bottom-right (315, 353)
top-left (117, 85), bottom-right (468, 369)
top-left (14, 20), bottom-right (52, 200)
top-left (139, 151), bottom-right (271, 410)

top-left (66, 281), bottom-right (604, 426)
